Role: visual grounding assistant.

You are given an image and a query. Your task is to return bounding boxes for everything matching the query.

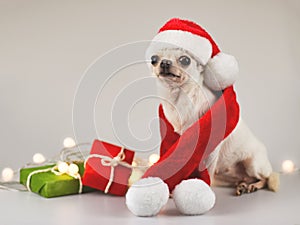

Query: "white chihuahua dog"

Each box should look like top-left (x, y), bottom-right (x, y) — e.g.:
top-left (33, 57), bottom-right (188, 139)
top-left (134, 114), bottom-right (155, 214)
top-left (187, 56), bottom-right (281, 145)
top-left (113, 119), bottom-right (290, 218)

top-left (150, 48), bottom-right (279, 195)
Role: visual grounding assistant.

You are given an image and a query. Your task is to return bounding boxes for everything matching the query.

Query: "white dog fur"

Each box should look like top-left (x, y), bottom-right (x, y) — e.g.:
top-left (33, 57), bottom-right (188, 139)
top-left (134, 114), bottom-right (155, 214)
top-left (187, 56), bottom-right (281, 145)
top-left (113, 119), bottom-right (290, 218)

top-left (125, 48), bottom-right (279, 217)
top-left (151, 48), bottom-right (279, 195)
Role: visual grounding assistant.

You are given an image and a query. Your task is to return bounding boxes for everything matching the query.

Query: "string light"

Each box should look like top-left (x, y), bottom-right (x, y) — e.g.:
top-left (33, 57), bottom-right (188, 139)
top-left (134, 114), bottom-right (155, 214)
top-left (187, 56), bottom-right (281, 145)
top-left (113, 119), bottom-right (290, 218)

top-left (1, 167), bottom-right (14, 182)
top-left (32, 153), bottom-right (46, 164)
top-left (68, 163), bottom-right (79, 175)
top-left (63, 137), bottom-right (76, 148)
top-left (282, 160), bottom-right (295, 173)
top-left (128, 169), bottom-right (144, 187)
top-left (132, 161), bottom-right (137, 167)
top-left (0, 142), bottom-right (91, 192)
top-left (148, 154), bottom-right (160, 166)
top-left (57, 161), bottom-right (69, 174)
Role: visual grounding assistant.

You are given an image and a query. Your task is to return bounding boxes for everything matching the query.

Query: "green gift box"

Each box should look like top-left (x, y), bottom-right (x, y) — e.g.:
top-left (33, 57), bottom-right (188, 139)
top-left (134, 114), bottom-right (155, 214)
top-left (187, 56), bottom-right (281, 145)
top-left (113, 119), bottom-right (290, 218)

top-left (20, 162), bottom-right (94, 198)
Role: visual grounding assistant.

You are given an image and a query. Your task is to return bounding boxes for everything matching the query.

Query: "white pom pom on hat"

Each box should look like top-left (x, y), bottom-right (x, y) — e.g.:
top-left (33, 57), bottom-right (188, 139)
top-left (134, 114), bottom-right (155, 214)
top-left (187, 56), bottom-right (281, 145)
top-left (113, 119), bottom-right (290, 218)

top-left (204, 52), bottom-right (239, 91)
top-left (146, 18), bottom-right (239, 91)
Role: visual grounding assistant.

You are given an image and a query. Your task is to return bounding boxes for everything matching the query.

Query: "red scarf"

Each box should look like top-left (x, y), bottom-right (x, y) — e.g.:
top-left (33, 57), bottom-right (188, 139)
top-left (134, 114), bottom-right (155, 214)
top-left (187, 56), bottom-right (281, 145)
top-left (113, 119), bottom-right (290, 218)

top-left (142, 86), bottom-right (240, 191)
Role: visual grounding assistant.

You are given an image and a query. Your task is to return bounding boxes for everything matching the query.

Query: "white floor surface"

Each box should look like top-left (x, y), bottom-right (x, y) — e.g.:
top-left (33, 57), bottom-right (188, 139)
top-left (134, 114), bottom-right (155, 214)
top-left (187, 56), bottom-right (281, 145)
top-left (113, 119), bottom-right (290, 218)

top-left (1, 174), bottom-right (299, 225)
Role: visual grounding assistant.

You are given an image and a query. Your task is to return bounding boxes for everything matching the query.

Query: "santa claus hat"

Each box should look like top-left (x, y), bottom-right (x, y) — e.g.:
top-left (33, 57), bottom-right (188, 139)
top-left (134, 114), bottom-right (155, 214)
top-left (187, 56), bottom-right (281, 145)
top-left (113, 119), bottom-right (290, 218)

top-left (146, 18), bottom-right (239, 91)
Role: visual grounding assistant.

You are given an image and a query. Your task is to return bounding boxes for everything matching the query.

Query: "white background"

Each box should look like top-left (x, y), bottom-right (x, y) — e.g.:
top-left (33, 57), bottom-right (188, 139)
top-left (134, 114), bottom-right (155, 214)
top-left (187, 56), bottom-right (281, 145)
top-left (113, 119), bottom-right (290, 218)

top-left (0, 0), bottom-right (299, 172)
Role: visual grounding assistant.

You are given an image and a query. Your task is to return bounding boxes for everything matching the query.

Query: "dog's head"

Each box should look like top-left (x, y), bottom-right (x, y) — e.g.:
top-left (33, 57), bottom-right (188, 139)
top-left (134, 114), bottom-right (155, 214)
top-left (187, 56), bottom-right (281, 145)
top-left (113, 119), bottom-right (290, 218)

top-left (150, 48), bottom-right (204, 88)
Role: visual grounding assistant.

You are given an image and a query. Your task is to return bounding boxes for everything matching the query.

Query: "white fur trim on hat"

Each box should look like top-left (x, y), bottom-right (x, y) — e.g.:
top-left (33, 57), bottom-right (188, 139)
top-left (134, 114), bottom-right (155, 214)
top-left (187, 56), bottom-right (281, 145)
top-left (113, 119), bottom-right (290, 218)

top-left (146, 30), bottom-right (212, 65)
top-left (203, 52), bottom-right (239, 91)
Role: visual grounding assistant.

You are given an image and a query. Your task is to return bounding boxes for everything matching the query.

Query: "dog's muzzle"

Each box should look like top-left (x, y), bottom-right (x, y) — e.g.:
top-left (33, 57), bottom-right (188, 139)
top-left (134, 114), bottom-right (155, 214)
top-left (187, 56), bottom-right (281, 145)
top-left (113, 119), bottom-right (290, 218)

top-left (160, 59), bottom-right (172, 73)
top-left (159, 59), bottom-right (180, 78)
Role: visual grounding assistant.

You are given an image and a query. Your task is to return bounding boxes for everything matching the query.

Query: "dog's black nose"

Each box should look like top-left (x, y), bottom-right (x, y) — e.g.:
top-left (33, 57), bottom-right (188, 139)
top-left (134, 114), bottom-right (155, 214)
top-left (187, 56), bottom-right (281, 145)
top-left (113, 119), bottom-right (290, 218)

top-left (160, 59), bottom-right (172, 69)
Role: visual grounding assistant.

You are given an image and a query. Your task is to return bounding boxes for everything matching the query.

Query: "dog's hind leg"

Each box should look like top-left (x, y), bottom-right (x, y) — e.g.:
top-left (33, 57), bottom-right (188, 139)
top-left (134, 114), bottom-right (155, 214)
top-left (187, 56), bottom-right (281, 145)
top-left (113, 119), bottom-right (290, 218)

top-left (236, 178), bottom-right (267, 196)
top-left (235, 152), bottom-right (271, 196)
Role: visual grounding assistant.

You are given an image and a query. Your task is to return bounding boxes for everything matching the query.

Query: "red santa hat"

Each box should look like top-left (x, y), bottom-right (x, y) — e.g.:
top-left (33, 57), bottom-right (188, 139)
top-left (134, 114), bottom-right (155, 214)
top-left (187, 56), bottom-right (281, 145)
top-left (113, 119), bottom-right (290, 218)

top-left (145, 18), bottom-right (239, 91)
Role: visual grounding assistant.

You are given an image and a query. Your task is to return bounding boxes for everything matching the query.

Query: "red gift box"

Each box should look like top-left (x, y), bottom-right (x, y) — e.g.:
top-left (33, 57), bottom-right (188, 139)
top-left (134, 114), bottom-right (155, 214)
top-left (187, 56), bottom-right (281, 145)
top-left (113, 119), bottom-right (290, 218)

top-left (82, 140), bottom-right (135, 196)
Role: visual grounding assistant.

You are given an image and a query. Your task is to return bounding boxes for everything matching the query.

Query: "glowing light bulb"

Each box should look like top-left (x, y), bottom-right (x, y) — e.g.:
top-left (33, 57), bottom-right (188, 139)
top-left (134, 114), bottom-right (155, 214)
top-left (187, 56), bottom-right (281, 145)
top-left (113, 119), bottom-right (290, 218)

top-left (63, 137), bottom-right (76, 148)
top-left (68, 163), bottom-right (79, 175)
top-left (282, 160), bottom-right (295, 173)
top-left (57, 162), bottom-right (69, 174)
top-left (132, 161), bottom-right (137, 167)
top-left (1, 167), bottom-right (14, 182)
top-left (128, 169), bottom-right (144, 187)
top-left (149, 153), bottom-right (160, 166)
top-left (33, 153), bottom-right (46, 164)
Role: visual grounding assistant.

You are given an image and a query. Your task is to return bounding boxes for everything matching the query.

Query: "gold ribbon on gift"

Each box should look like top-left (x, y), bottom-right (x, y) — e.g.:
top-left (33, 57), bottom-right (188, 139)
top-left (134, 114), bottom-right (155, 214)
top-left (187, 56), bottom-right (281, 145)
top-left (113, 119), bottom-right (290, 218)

top-left (84, 147), bottom-right (133, 194)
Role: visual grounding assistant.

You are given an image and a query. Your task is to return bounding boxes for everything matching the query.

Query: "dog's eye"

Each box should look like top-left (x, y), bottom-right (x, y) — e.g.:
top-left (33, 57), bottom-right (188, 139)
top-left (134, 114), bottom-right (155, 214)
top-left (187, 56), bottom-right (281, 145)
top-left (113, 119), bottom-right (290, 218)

top-left (179, 56), bottom-right (191, 66)
top-left (151, 55), bottom-right (159, 65)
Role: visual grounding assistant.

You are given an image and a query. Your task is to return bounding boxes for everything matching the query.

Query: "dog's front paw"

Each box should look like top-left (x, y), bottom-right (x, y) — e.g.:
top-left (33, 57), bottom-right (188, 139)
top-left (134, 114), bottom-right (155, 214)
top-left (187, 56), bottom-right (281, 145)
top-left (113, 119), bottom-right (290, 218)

top-left (125, 177), bottom-right (169, 217)
top-left (173, 179), bottom-right (215, 215)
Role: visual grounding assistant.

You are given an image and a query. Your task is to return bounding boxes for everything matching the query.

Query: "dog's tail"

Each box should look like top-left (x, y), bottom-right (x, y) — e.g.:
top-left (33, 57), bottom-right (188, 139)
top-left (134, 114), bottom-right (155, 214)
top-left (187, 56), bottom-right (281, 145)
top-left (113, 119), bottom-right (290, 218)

top-left (267, 172), bottom-right (280, 192)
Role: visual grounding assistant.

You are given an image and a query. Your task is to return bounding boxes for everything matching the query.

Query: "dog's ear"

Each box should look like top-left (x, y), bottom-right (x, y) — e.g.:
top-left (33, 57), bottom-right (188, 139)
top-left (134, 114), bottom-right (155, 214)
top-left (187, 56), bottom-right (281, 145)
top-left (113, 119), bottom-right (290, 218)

top-left (203, 53), bottom-right (239, 91)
